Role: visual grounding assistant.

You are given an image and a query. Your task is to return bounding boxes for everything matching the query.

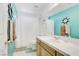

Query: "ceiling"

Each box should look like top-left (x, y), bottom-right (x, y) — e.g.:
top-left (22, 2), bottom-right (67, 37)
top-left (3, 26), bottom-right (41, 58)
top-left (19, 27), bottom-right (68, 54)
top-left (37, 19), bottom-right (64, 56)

top-left (41, 3), bottom-right (77, 19)
top-left (47, 3), bottom-right (77, 16)
top-left (15, 3), bottom-right (77, 17)
top-left (16, 3), bottom-right (50, 17)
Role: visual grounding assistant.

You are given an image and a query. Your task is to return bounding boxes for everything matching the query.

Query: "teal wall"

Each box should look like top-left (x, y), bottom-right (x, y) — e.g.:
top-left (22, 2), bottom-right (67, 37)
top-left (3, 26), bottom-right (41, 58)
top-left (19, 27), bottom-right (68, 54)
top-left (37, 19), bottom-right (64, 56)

top-left (50, 4), bottom-right (79, 39)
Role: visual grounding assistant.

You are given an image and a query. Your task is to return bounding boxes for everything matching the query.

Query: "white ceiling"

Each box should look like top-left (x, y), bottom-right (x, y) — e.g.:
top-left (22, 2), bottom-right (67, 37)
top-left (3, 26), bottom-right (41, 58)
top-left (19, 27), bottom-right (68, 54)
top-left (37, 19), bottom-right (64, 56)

top-left (48, 3), bottom-right (77, 16)
top-left (15, 3), bottom-right (77, 18)
top-left (42, 3), bottom-right (77, 19)
top-left (0, 3), bottom-right (77, 18)
top-left (15, 3), bottom-right (50, 17)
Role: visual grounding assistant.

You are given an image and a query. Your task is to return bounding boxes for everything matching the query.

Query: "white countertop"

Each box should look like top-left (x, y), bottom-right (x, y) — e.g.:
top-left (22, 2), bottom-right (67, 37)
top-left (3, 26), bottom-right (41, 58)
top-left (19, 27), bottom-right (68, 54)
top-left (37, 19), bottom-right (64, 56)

top-left (37, 36), bottom-right (79, 56)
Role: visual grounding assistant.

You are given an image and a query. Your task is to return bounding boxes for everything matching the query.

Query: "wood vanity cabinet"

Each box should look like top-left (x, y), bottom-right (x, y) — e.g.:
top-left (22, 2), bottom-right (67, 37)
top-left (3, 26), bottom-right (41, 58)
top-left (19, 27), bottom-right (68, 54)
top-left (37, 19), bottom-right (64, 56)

top-left (56, 51), bottom-right (64, 56)
top-left (40, 47), bottom-right (52, 56)
top-left (36, 39), bottom-right (64, 56)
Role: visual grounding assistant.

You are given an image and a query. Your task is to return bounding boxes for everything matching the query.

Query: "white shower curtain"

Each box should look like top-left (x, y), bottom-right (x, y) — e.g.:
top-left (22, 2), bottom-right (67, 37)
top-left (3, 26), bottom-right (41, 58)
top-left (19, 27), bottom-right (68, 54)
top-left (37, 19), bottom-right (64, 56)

top-left (15, 14), bottom-right (39, 48)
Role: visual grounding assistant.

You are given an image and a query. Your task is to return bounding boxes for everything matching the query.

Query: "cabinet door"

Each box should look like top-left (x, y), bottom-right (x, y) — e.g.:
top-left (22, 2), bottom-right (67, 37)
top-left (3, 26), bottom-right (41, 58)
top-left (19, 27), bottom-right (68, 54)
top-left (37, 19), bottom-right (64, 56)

top-left (40, 47), bottom-right (51, 56)
top-left (56, 51), bottom-right (64, 56)
top-left (37, 44), bottom-right (41, 56)
top-left (40, 41), bottom-right (55, 56)
top-left (37, 39), bottom-right (41, 56)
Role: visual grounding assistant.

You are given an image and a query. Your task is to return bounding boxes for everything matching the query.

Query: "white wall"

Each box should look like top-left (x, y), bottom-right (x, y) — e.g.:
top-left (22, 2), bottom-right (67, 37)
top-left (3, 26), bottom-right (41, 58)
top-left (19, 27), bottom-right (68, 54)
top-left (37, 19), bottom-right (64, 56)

top-left (15, 13), bottom-right (39, 48)
top-left (0, 3), bottom-right (8, 55)
top-left (38, 16), bottom-right (54, 36)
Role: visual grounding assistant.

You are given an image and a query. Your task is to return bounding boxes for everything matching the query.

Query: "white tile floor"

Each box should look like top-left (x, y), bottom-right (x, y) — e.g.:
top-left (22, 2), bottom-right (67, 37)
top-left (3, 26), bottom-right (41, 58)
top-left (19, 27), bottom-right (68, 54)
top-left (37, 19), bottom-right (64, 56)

top-left (13, 50), bottom-right (36, 56)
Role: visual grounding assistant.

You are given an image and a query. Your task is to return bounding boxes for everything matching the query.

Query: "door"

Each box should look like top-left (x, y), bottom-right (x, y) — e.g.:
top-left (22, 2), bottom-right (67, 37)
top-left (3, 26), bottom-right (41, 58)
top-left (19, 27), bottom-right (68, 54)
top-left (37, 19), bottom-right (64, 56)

top-left (0, 3), bottom-right (8, 55)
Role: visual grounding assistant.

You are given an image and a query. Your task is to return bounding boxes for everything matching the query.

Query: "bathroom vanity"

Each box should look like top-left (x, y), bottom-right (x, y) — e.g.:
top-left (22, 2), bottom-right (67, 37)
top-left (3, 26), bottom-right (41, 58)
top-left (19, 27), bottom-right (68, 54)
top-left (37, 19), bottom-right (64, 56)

top-left (36, 36), bottom-right (79, 56)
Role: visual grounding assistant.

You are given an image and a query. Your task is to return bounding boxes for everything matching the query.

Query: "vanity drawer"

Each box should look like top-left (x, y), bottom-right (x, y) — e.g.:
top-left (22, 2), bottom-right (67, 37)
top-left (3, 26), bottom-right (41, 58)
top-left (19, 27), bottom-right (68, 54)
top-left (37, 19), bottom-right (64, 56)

top-left (40, 41), bottom-right (55, 56)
